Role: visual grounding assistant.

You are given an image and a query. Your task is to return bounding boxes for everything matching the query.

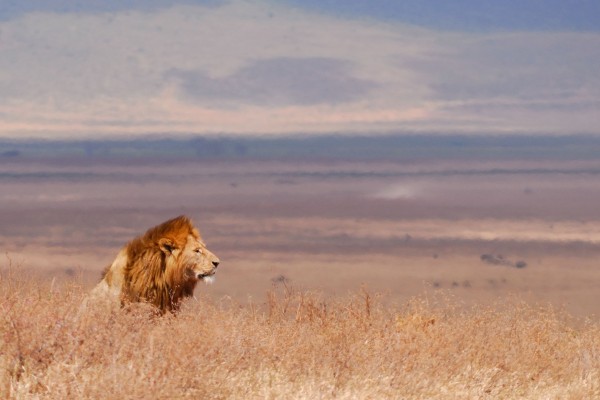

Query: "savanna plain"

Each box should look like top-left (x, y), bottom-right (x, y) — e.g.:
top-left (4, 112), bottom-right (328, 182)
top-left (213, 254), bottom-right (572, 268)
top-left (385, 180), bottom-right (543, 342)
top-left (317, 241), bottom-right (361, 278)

top-left (1, 138), bottom-right (600, 398)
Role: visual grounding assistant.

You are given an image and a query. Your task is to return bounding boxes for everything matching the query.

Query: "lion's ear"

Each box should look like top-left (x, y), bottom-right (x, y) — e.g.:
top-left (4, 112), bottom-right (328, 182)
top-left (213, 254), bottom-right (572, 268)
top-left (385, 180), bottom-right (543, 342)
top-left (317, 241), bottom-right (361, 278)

top-left (158, 238), bottom-right (177, 255)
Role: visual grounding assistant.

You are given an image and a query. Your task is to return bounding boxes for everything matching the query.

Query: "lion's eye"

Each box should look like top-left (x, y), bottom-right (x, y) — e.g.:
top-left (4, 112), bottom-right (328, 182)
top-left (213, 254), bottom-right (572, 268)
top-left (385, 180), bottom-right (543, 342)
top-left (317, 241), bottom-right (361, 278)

top-left (194, 248), bottom-right (203, 254)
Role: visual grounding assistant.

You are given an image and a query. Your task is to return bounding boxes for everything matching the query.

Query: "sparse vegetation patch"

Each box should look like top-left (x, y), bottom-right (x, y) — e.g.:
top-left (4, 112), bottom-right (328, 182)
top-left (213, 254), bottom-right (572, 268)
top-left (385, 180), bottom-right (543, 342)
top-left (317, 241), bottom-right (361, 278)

top-left (480, 254), bottom-right (527, 269)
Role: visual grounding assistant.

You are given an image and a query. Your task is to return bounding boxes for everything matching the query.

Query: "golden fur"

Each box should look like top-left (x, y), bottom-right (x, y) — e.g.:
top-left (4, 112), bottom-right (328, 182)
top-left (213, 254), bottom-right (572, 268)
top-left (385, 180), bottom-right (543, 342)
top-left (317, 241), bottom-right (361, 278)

top-left (92, 215), bottom-right (220, 313)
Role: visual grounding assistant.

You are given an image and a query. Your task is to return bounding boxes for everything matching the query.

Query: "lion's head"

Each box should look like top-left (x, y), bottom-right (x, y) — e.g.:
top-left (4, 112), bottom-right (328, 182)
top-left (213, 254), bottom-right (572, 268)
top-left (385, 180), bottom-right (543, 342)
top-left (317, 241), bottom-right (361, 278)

top-left (93, 215), bottom-right (221, 313)
top-left (158, 228), bottom-right (220, 284)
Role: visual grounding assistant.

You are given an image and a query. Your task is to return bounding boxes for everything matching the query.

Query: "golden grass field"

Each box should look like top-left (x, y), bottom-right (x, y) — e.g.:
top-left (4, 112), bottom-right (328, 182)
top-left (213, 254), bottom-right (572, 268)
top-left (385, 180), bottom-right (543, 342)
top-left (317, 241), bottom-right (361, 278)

top-left (1, 270), bottom-right (599, 399)
top-left (2, 156), bottom-right (600, 398)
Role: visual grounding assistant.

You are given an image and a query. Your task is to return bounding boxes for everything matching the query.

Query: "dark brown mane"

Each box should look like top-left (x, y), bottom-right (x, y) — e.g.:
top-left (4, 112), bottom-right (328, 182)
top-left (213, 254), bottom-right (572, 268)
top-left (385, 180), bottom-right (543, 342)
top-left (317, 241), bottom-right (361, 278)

top-left (118, 215), bottom-right (201, 311)
top-left (128, 215), bottom-right (199, 258)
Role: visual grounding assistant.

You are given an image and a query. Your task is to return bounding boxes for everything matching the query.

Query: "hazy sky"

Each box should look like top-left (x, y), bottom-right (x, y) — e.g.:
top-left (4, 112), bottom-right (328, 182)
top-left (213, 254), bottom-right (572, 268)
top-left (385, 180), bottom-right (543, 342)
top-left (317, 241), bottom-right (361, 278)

top-left (1, 0), bottom-right (599, 138)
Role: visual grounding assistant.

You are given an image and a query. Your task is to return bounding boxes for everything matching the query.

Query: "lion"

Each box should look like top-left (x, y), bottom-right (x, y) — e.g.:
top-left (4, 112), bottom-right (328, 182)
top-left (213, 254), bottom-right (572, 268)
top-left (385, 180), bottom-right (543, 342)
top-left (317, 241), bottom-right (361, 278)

top-left (90, 215), bottom-right (220, 313)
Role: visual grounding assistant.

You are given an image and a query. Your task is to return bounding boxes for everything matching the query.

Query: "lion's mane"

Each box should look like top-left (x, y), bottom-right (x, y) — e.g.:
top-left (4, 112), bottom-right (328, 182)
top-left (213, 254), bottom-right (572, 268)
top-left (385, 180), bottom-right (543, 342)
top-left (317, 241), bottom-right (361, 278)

top-left (98, 215), bottom-right (207, 312)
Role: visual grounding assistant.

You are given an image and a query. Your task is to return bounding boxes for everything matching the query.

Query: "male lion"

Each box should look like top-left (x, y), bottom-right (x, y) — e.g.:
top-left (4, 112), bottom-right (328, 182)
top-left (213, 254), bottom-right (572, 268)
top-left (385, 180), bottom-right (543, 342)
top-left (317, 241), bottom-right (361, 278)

top-left (91, 215), bottom-right (220, 313)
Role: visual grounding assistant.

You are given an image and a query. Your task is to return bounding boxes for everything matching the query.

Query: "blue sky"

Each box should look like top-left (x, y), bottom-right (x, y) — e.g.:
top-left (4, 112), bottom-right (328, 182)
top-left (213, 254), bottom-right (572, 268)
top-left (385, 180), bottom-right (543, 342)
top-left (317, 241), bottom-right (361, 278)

top-left (0, 0), bottom-right (598, 138)
top-left (288, 0), bottom-right (600, 32)
top-left (2, 0), bottom-right (598, 31)
top-left (290, 0), bottom-right (600, 32)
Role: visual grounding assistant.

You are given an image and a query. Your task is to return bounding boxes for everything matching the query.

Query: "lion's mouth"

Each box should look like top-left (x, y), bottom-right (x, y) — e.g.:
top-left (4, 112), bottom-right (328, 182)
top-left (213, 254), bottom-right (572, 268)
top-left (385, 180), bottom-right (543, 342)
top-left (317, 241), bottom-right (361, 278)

top-left (196, 271), bottom-right (216, 280)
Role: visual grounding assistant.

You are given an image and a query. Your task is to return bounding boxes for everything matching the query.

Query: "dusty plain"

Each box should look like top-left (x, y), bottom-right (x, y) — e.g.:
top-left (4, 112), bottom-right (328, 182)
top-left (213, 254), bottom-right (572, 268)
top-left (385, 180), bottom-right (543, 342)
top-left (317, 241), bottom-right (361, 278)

top-left (1, 153), bottom-right (599, 318)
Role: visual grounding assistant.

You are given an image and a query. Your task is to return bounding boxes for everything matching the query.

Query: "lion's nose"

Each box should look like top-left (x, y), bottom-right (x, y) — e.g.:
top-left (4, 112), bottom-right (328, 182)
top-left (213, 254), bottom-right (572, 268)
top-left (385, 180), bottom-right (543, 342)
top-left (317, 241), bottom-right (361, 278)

top-left (212, 261), bottom-right (220, 268)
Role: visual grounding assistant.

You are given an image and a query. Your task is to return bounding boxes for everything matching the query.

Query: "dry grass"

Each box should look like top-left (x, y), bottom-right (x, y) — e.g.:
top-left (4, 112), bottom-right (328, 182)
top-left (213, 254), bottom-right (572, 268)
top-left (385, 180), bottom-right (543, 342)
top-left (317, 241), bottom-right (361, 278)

top-left (1, 269), bottom-right (599, 399)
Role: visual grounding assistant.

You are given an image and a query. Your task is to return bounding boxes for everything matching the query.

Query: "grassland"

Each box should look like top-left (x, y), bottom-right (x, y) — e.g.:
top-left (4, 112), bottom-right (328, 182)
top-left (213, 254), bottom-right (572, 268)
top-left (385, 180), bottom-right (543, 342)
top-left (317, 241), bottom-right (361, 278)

top-left (1, 268), bottom-right (599, 399)
top-left (2, 144), bottom-right (600, 398)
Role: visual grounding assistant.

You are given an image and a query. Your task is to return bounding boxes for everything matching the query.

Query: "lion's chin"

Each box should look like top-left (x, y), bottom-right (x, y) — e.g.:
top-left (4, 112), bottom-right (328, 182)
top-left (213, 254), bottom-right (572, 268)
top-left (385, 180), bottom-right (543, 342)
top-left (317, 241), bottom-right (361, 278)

top-left (202, 276), bottom-right (215, 285)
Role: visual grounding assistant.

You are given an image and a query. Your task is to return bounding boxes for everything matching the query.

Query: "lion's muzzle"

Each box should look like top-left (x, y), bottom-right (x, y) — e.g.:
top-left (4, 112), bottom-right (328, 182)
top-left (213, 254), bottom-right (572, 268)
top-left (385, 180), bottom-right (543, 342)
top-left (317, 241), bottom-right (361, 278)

top-left (196, 271), bottom-right (216, 280)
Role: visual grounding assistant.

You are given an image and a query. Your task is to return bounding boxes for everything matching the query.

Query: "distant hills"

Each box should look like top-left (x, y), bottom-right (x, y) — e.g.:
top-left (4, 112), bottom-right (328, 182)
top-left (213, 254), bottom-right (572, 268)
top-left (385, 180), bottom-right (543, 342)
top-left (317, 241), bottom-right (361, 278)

top-left (2, 134), bottom-right (600, 162)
